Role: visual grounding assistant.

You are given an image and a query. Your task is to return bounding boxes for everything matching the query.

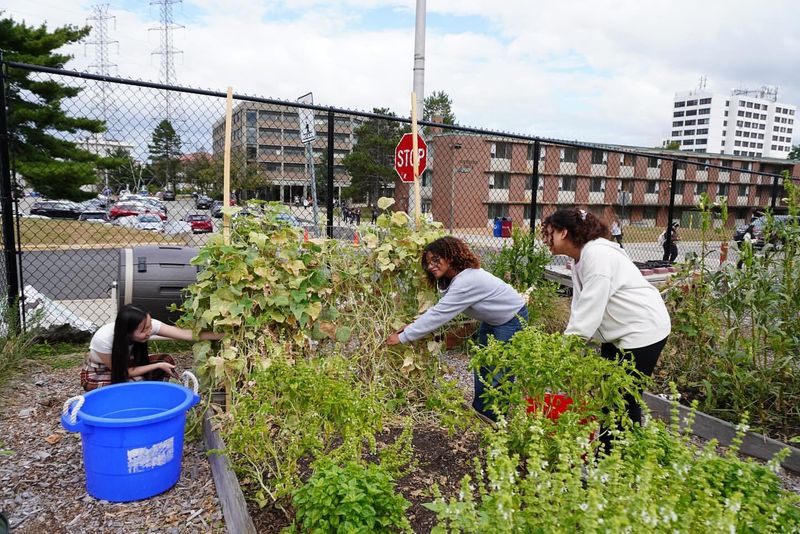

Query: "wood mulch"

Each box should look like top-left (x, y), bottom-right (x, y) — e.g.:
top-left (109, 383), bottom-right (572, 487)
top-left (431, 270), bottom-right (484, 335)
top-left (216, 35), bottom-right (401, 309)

top-left (0, 355), bottom-right (224, 533)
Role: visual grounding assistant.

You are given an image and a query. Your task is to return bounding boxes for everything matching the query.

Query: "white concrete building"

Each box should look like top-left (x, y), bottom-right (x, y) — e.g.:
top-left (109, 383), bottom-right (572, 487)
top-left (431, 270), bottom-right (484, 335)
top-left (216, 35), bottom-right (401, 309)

top-left (667, 88), bottom-right (796, 158)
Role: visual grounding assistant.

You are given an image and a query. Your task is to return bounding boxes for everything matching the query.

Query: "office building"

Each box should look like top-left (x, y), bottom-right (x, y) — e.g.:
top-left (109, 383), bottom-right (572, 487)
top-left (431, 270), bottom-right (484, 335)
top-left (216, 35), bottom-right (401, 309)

top-left (667, 87), bottom-right (796, 158)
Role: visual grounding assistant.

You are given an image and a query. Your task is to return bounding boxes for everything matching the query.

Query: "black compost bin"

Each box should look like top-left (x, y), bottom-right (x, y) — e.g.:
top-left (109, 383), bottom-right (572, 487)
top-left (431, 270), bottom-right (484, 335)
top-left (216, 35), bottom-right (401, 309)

top-left (117, 246), bottom-right (199, 324)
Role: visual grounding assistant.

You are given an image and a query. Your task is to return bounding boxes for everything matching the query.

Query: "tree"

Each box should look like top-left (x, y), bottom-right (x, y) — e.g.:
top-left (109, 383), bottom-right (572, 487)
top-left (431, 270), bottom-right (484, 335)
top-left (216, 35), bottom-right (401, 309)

top-left (181, 151), bottom-right (264, 199)
top-left (423, 90), bottom-right (457, 125)
top-left (789, 145), bottom-right (800, 160)
top-left (1, 17), bottom-right (105, 200)
top-left (314, 147), bottom-right (332, 204)
top-left (147, 119), bottom-right (182, 189)
top-left (342, 108), bottom-right (406, 205)
top-left (662, 140), bottom-right (681, 150)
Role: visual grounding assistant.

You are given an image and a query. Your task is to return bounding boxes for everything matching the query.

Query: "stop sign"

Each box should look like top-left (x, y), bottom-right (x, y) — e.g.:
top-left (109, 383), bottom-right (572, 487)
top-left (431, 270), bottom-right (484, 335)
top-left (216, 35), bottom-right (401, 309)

top-left (394, 133), bottom-right (428, 183)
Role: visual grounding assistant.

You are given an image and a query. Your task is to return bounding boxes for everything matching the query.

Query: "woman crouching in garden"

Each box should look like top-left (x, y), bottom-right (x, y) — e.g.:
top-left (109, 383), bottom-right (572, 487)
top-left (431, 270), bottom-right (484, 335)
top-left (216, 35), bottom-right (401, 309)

top-left (80, 304), bottom-right (222, 391)
top-left (384, 236), bottom-right (527, 421)
top-left (542, 208), bottom-right (671, 448)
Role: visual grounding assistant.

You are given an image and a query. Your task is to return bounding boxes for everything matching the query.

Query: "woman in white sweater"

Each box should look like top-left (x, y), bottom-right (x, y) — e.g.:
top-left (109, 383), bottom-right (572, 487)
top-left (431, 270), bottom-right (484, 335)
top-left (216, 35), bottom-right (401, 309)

top-left (385, 236), bottom-right (527, 421)
top-left (542, 209), bottom-right (671, 434)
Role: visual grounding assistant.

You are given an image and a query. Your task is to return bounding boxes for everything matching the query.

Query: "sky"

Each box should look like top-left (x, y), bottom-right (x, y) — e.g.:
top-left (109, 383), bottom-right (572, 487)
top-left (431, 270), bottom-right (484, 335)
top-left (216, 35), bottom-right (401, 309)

top-left (3, 0), bottom-right (800, 151)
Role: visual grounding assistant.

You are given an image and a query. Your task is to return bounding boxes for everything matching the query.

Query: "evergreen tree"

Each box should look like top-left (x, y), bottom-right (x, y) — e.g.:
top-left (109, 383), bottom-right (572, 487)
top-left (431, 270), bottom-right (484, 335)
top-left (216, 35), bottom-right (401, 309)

top-left (147, 119), bottom-right (182, 189)
top-left (342, 108), bottom-right (406, 205)
top-left (423, 90), bottom-right (457, 125)
top-left (1, 17), bottom-right (105, 200)
top-left (789, 145), bottom-right (800, 160)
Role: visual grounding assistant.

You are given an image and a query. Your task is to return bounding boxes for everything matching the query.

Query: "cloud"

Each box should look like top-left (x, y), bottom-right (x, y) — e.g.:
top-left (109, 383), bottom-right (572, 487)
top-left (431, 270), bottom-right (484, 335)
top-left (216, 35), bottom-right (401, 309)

top-left (3, 0), bottom-right (799, 151)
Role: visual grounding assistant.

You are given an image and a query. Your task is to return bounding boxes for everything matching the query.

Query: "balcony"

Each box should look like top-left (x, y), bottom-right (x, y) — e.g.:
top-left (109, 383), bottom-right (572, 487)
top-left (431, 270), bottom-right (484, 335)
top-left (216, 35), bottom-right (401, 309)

top-left (489, 158), bottom-right (511, 172)
top-left (488, 189), bottom-right (509, 202)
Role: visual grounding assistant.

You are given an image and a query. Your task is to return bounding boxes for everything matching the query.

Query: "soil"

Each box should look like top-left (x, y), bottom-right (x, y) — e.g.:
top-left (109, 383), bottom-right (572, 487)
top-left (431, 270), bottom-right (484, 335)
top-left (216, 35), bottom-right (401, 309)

top-left (0, 354), bottom-right (224, 533)
top-left (249, 423), bottom-right (482, 533)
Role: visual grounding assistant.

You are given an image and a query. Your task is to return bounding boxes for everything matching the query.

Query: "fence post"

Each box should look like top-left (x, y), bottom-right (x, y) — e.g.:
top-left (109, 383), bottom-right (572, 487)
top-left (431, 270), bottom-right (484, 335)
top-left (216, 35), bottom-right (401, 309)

top-left (0, 52), bottom-right (21, 323)
top-left (326, 109), bottom-right (334, 239)
top-left (665, 159), bottom-right (679, 252)
top-left (528, 139), bottom-right (541, 232)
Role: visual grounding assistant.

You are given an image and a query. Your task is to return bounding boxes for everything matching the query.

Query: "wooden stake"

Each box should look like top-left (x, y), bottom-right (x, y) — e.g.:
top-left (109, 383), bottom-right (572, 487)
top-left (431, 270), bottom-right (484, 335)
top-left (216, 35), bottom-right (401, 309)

top-left (222, 87), bottom-right (233, 246)
top-left (410, 92), bottom-right (422, 226)
top-left (222, 87), bottom-right (233, 411)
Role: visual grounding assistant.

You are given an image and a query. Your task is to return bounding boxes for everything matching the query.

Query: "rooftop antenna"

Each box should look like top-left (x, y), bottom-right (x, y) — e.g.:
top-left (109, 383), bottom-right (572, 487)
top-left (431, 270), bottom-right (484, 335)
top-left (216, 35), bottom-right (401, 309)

top-left (150, 0), bottom-right (183, 121)
top-left (698, 75), bottom-right (707, 91)
top-left (85, 4), bottom-right (118, 138)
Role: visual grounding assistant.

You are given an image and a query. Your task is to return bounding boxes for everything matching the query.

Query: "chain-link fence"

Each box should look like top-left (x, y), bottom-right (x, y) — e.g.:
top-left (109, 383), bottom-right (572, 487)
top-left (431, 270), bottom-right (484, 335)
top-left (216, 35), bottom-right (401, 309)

top-left (1, 60), bottom-right (798, 330)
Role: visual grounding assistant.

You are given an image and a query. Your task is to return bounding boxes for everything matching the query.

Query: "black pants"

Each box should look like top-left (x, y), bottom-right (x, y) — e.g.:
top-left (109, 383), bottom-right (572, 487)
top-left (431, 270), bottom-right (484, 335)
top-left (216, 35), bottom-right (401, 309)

top-left (662, 243), bottom-right (678, 262)
top-left (598, 337), bottom-right (668, 451)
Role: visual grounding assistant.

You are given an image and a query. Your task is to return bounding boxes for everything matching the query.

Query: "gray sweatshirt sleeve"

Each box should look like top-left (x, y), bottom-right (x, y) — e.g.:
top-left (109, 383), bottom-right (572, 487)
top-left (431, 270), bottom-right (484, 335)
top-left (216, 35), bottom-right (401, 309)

top-left (399, 279), bottom-right (481, 343)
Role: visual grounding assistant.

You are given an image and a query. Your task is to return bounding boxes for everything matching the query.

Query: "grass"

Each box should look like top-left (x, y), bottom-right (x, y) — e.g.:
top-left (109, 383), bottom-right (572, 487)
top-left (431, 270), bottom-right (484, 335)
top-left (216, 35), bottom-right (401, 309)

top-left (18, 218), bottom-right (187, 248)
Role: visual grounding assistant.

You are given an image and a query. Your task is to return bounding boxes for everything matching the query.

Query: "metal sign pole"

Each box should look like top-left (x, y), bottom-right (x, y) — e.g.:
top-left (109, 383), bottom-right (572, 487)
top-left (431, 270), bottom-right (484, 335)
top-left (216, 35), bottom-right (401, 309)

top-left (297, 93), bottom-right (318, 236)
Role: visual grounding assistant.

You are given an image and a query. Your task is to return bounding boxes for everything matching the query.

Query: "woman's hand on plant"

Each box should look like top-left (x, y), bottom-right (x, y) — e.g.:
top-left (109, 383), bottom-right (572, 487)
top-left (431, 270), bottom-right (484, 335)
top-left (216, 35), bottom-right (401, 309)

top-left (385, 333), bottom-right (401, 346)
top-left (199, 331), bottom-right (224, 341)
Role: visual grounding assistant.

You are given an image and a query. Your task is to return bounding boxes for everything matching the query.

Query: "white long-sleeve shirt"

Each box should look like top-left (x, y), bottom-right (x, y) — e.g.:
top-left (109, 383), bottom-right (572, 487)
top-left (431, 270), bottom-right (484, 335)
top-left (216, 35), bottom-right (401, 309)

top-left (565, 238), bottom-right (671, 348)
top-left (399, 268), bottom-right (524, 343)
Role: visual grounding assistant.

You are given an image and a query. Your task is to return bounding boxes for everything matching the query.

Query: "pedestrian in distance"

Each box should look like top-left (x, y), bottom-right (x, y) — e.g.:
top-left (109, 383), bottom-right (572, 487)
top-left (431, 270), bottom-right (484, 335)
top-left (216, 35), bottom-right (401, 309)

top-left (371, 205), bottom-right (379, 224)
top-left (384, 236), bottom-right (527, 422)
top-left (355, 207), bottom-right (361, 225)
top-left (610, 217), bottom-right (623, 248)
top-left (542, 208), bottom-right (671, 450)
top-left (660, 221), bottom-right (680, 263)
top-left (80, 304), bottom-right (223, 391)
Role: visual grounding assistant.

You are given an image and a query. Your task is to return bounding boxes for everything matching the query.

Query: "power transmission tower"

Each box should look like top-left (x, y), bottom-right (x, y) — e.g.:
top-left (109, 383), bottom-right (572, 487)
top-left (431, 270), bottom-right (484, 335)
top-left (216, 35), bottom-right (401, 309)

top-left (150, 0), bottom-right (183, 121)
top-left (85, 4), bottom-right (118, 126)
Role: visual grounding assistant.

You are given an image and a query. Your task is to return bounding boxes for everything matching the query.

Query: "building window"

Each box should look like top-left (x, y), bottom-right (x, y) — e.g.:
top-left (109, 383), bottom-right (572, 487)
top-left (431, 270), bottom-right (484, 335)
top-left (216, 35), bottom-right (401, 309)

top-left (699, 108), bottom-right (710, 115)
top-left (697, 128), bottom-right (708, 134)
top-left (523, 204), bottom-right (543, 221)
top-left (740, 185), bottom-right (750, 196)
top-left (643, 207), bottom-right (658, 219)
top-left (493, 142), bottom-right (512, 159)
top-left (696, 182), bottom-right (708, 194)
top-left (685, 109), bottom-right (697, 116)
top-left (686, 99), bottom-right (697, 106)
top-left (487, 203), bottom-right (509, 219)
top-left (674, 181), bottom-right (685, 195)
top-left (673, 111), bottom-right (684, 117)
top-left (421, 169), bottom-right (432, 187)
top-left (489, 173), bottom-right (510, 189)
top-left (696, 138), bottom-right (707, 145)
top-left (674, 101), bottom-right (686, 108)
top-left (672, 131), bottom-right (681, 136)
top-left (620, 153), bottom-right (634, 166)
top-left (673, 121), bottom-right (684, 127)
top-left (591, 150), bottom-right (607, 164)
top-left (684, 129), bottom-right (695, 136)
top-left (246, 111), bottom-right (257, 126)
top-left (646, 180), bottom-right (659, 194)
top-left (718, 183), bottom-right (728, 196)
top-left (561, 147), bottom-right (578, 163)
top-left (699, 98), bottom-right (712, 105)
top-left (684, 119), bottom-right (696, 126)
top-left (590, 178), bottom-right (605, 192)
top-left (684, 139), bottom-right (695, 145)
top-left (559, 176), bottom-right (576, 191)
top-left (647, 157), bottom-right (659, 168)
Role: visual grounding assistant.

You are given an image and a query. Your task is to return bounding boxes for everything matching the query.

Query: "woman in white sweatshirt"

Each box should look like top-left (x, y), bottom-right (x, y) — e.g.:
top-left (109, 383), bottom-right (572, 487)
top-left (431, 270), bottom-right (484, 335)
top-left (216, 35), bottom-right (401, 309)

top-left (542, 209), bottom-right (671, 434)
top-left (385, 236), bottom-right (527, 421)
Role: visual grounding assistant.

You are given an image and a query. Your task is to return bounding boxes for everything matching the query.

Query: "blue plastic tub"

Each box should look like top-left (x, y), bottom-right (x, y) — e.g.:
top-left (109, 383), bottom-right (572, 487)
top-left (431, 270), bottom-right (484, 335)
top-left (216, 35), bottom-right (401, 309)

top-left (61, 381), bottom-right (200, 502)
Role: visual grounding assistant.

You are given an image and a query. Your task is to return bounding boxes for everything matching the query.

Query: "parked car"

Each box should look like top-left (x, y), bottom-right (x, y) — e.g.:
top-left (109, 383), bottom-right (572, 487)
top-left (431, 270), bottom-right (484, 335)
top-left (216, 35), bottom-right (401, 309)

top-left (133, 214), bottom-right (165, 232)
top-left (211, 200), bottom-right (224, 218)
top-left (196, 195), bottom-right (213, 209)
top-left (184, 213), bottom-right (213, 233)
top-left (162, 190), bottom-right (176, 201)
top-left (734, 215), bottom-right (800, 250)
top-left (78, 210), bottom-right (110, 223)
top-left (110, 201), bottom-right (166, 220)
top-left (29, 200), bottom-right (82, 219)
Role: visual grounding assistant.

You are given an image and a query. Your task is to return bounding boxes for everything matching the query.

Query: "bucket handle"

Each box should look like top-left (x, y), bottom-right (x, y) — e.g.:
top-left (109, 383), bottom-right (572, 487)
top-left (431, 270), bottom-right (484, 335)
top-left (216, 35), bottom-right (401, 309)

top-left (62, 395), bottom-right (85, 425)
top-left (181, 370), bottom-right (199, 394)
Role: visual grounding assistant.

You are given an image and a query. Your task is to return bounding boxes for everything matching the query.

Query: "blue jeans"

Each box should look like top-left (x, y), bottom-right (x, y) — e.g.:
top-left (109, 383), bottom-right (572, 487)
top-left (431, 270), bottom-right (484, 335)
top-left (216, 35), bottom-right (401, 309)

top-left (473, 305), bottom-right (528, 421)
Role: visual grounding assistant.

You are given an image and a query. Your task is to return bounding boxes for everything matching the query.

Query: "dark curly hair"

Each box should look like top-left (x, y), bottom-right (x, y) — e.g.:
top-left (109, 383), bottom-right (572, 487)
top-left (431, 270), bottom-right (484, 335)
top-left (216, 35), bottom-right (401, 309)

top-left (542, 208), bottom-right (609, 248)
top-left (421, 236), bottom-right (480, 289)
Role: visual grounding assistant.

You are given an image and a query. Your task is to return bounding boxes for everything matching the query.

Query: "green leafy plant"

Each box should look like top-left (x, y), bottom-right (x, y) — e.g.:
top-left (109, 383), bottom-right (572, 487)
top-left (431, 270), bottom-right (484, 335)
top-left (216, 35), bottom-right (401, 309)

top-left (222, 352), bottom-right (385, 505)
top-left (290, 459), bottom-right (412, 533)
top-left (659, 176), bottom-right (800, 439)
top-left (425, 389), bottom-right (800, 533)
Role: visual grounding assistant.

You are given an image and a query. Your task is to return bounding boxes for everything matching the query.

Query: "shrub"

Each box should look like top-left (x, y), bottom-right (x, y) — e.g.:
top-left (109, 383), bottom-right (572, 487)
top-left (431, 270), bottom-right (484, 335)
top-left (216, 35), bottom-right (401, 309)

top-left (291, 460), bottom-right (411, 533)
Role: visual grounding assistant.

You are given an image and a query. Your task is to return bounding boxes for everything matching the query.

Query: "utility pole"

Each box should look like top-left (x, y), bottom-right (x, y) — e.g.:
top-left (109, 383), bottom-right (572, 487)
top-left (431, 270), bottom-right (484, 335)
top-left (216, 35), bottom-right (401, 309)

top-left (412, 0), bottom-right (426, 118)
